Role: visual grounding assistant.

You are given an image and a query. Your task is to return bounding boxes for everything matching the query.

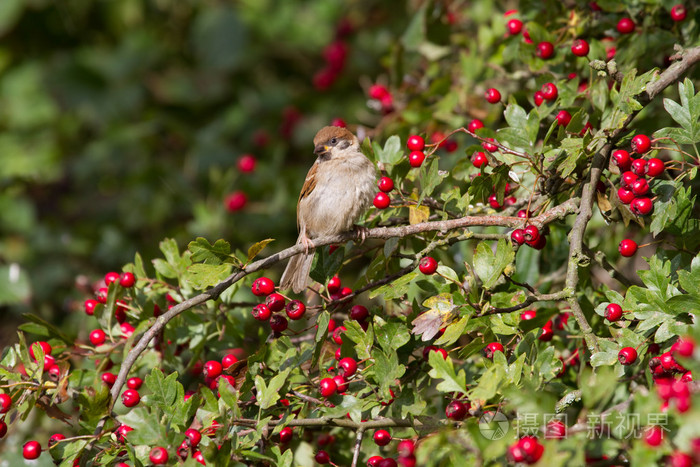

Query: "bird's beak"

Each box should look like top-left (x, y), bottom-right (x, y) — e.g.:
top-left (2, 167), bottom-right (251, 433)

top-left (314, 144), bottom-right (330, 155)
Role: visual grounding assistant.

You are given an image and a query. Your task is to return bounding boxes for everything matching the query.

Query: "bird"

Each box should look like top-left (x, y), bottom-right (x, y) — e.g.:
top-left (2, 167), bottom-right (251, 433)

top-left (280, 126), bottom-right (376, 293)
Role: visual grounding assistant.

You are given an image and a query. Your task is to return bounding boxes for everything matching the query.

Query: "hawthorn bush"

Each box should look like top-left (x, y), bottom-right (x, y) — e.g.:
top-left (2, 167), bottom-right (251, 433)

top-left (1, 1), bottom-right (700, 466)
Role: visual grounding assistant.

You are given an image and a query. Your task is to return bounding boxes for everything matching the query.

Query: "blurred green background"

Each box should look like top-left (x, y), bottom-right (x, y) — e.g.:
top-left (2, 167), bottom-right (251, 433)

top-left (0, 0), bottom-right (407, 336)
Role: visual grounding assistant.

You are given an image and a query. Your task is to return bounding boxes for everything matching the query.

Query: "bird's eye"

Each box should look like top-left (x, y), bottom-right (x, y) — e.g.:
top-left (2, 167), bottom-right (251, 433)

top-left (330, 138), bottom-right (337, 145)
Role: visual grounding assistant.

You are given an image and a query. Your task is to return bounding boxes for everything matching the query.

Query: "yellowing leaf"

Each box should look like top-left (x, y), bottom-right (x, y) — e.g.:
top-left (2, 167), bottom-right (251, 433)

top-left (247, 238), bottom-right (275, 262)
top-left (409, 204), bottom-right (430, 224)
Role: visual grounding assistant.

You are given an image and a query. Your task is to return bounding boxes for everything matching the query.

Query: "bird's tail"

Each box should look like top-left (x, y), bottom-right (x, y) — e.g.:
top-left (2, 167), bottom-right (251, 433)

top-left (280, 249), bottom-right (315, 294)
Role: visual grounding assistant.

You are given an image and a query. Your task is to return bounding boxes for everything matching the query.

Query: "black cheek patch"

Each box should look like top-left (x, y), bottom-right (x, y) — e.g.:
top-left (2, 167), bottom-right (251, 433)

top-left (338, 140), bottom-right (350, 150)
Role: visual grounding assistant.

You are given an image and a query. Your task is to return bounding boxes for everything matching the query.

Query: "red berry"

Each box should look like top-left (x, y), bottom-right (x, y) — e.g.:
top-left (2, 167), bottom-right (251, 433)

top-left (631, 134), bottom-right (651, 153)
top-left (669, 452), bottom-right (693, 467)
top-left (0, 421), bottom-right (7, 438)
top-left (468, 119), bottom-right (484, 133)
top-left (319, 377), bottom-right (337, 397)
top-left (445, 400), bottom-right (468, 421)
top-left (571, 39), bottom-right (590, 56)
top-left (556, 110), bottom-right (572, 127)
top-left (646, 158), bottom-right (665, 177)
top-left (373, 429), bottom-right (392, 446)
top-left (617, 187), bottom-right (634, 204)
top-left (482, 138), bottom-right (498, 152)
top-left (23, 440), bottom-right (41, 460)
top-left (631, 158), bottom-right (647, 176)
top-left (378, 176), bottom-right (394, 192)
top-left (29, 341), bottom-right (52, 361)
top-left (484, 342), bottom-right (504, 359)
top-left (506, 18), bottom-right (523, 35)
top-left (285, 300), bottom-right (306, 320)
top-left (488, 194), bottom-right (503, 209)
top-left (418, 256), bottom-right (438, 274)
top-left (618, 239), bottom-right (638, 257)
top-left (523, 225), bottom-right (540, 243)
top-left (675, 338), bottom-right (695, 358)
top-left (617, 17), bottom-right (636, 34)
top-left (339, 357), bottom-right (358, 377)
top-left (670, 5), bottom-right (687, 21)
top-left (350, 305), bottom-right (369, 321)
top-left (408, 150), bottom-right (425, 167)
top-left (150, 446), bottom-right (169, 465)
top-left (237, 154), bottom-right (256, 173)
top-left (193, 450), bottom-right (206, 465)
top-left (605, 304), bottom-right (623, 321)
top-left (631, 197), bottom-right (653, 216)
top-left (521, 309), bottom-right (537, 321)
top-left (121, 389), bottom-right (140, 407)
top-left (116, 424), bottom-right (133, 443)
top-left (538, 321), bottom-right (554, 341)
top-left (251, 304), bottom-right (271, 321)
top-left (84, 299), bottom-right (99, 316)
top-left (369, 84), bottom-right (389, 100)
top-left (0, 393), bottom-right (11, 413)
top-left (331, 118), bottom-right (346, 128)
top-left (278, 426), bottom-right (293, 443)
top-left (374, 192), bottom-right (391, 209)
top-left (315, 450), bottom-right (331, 464)
top-left (517, 209), bottom-right (531, 219)
top-left (541, 83), bottom-right (558, 100)
top-left (333, 374), bottom-right (348, 392)
top-left (185, 428), bottom-right (202, 447)
top-left (368, 456), bottom-right (384, 466)
top-left (102, 372), bottom-right (117, 387)
top-left (621, 171), bottom-right (639, 188)
top-left (644, 425), bottom-right (664, 446)
top-left (612, 150), bottom-right (631, 171)
top-left (546, 420), bottom-right (566, 439)
top-left (536, 41), bottom-right (555, 59)
top-left (251, 277), bottom-right (275, 296)
top-left (471, 151), bottom-right (488, 168)
top-left (332, 326), bottom-right (346, 345)
top-left (104, 271), bottom-right (120, 285)
top-left (423, 346), bottom-right (448, 360)
top-left (203, 360), bottom-right (223, 379)
top-left (631, 178), bottom-right (649, 196)
top-left (327, 276), bottom-right (341, 294)
top-left (406, 135), bottom-right (425, 151)
top-left (117, 272), bottom-right (135, 288)
top-left (533, 91), bottom-right (545, 106)
top-left (269, 314), bottom-right (288, 333)
top-left (265, 293), bottom-right (286, 312)
top-left (485, 88), bottom-right (501, 104)
top-left (225, 191), bottom-right (247, 212)
top-left (120, 322), bottom-right (135, 338)
top-left (398, 440), bottom-right (415, 457)
top-left (511, 229), bottom-right (526, 245)
top-left (618, 346), bottom-right (638, 365)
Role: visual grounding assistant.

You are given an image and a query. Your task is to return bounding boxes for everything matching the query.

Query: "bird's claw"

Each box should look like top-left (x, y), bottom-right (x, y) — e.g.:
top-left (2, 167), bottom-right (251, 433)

top-left (301, 236), bottom-right (314, 255)
top-left (354, 225), bottom-right (370, 244)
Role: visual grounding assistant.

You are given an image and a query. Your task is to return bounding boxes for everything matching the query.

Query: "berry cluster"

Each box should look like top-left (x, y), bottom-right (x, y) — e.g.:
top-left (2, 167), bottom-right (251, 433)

top-left (511, 224), bottom-right (547, 250)
top-left (612, 134), bottom-right (663, 219)
top-left (507, 436), bottom-right (544, 464)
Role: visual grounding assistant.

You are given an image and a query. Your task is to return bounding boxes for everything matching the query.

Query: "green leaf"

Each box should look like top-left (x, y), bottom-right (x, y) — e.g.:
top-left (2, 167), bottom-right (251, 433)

top-left (590, 351), bottom-right (619, 367)
top-left (376, 135), bottom-right (404, 165)
top-left (473, 239), bottom-right (514, 289)
top-left (433, 316), bottom-right (469, 346)
top-left (419, 157), bottom-right (444, 201)
top-left (372, 348), bottom-right (406, 395)
top-left (469, 363), bottom-right (505, 401)
top-left (534, 346), bottom-right (563, 381)
top-left (188, 237), bottom-right (232, 264)
top-left (20, 313), bottom-right (71, 344)
top-left (344, 320), bottom-right (374, 360)
top-left (375, 318), bottom-right (411, 352)
top-left (145, 368), bottom-right (178, 411)
top-left (678, 255), bottom-right (700, 294)
top-left (427, 352), bottom-right (466, 394)
top-left (310, 247), bottom-right (344, 284)
top-left (185, 263), bottom-right (232, 290)
top-left (255, 368), bottom-right (290, 409)
top-left (311, 311), bottom-right (330, 368)
top-left (370, 271), bottom-right (418, 300)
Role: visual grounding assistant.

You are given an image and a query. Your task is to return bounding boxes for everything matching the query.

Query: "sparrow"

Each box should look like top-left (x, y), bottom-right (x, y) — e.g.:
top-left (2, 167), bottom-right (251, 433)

top-left (280, 126), bottom-right (376, 293)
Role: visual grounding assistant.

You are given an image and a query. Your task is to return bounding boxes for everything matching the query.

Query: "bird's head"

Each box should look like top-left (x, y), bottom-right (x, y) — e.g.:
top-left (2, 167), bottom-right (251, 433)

top-left (312, 126), bottom-right (359, 160)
